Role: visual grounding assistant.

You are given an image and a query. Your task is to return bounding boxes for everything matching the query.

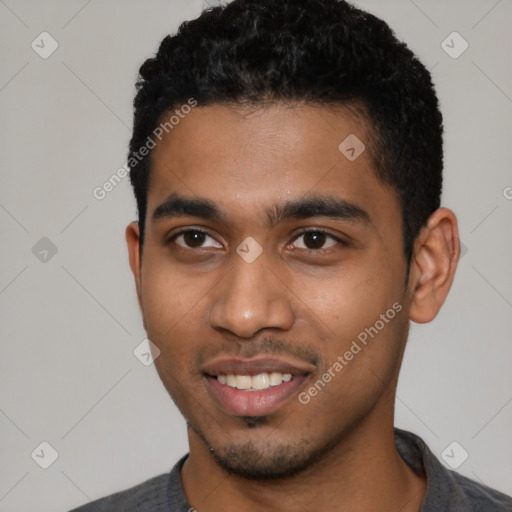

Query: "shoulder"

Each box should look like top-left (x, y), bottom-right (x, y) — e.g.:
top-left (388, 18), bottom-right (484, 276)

top-left (444, 470), bottom-right (512, 512)
top-left (67, 473), bottom-right (171, 512)
top-left (68, 455), bottom-right (190, 511)
top-left (394, 428), bottom-right (512, 511)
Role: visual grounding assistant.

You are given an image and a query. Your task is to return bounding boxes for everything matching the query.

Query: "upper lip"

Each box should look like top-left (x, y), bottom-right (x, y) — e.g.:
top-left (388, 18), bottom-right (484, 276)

top-left (201, 357), bottom-right (315, 377)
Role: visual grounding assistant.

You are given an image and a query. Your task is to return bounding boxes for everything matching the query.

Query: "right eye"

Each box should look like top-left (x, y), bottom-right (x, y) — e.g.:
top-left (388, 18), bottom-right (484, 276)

top-left (168, 229), bottom-right (223, 249)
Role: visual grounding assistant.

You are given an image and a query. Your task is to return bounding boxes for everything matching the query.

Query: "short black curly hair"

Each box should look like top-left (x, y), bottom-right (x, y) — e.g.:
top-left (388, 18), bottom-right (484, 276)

top-left (128, 0), bottom-right (443, 264)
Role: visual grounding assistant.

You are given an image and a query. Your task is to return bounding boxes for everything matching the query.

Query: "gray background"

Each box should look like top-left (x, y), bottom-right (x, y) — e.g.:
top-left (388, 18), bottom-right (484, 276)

top-left (0, 0), bottom-right (511, 510)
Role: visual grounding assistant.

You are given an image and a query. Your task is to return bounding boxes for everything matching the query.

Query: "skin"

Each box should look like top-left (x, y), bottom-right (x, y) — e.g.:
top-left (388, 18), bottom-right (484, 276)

top-left (126, 103), bottom-right (460, 512)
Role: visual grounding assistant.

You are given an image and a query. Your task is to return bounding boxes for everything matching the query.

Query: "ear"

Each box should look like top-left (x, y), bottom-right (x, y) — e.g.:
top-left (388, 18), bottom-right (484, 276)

top-left (126, 221), bottom-right (144, 316)
top-left (408, 208), bottom-right (460, 324)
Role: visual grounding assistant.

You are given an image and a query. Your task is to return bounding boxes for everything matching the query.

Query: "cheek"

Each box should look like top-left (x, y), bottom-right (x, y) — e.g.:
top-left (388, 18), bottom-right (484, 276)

top-left (139, 256), bottom-right (221, 386)
top-left (293, 257), bottom-right (403, 337)
top-left (291, 257), bottom-right (407, 395)
top-left (139, 253), bottom-right (214, 338)
top-left (297, 314), bottom-right (408, 430)
top-left (149, 310), bottom-right (206, 414)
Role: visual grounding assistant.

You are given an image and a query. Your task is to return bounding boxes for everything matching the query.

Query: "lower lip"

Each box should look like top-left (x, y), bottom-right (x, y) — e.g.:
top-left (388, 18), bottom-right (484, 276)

top-left (205, 375), bottom-right (307, 416)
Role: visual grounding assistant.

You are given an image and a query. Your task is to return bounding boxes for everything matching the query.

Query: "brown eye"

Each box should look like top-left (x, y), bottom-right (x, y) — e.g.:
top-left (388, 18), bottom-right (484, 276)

top-left (171, 230), bottom-right (222, 249)
top-left (304, 232), bottom-right (326, 249)
top-left (183, 231), bottom-right (206, 248)
top-left (292, 231), bottom-right (339, 250)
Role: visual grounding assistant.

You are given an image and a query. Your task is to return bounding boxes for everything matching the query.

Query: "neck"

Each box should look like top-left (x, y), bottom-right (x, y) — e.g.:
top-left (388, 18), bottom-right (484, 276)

top-left (181, 399), bottom-right (426, 512)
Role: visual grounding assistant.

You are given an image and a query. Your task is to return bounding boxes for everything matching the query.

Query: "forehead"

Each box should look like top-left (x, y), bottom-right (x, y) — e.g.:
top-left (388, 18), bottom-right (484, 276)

top-left (146, 103), bottom-right (399, 227)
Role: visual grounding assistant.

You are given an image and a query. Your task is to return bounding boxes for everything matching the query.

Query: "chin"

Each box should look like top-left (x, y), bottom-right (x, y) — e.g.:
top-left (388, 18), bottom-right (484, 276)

top-left (190, 419), bottom-right (335, 481)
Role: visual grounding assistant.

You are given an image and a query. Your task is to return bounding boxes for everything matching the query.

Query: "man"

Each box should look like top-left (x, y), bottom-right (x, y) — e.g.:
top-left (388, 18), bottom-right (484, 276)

top-left (71, 0), bottom-right (512, 510)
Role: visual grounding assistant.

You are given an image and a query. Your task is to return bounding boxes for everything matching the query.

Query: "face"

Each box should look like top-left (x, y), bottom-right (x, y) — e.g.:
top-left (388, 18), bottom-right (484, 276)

top-left (129, 103), bottom-right (414, 479)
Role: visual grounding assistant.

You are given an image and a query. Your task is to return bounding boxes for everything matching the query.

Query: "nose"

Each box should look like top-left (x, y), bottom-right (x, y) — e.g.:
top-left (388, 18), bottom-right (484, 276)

top-left (208, 254), bottom-right (295, 338)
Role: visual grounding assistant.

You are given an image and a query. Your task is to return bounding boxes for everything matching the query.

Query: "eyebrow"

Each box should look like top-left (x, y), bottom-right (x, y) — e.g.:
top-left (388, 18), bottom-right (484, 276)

top-left (151, 192), bottom-right (371, 227)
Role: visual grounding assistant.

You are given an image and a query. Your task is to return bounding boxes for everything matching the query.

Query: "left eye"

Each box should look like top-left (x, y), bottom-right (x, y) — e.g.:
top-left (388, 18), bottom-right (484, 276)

top-left (292, 231), bottom-right (340, 250)
top-left (172, 230), bottom-right (222, 249)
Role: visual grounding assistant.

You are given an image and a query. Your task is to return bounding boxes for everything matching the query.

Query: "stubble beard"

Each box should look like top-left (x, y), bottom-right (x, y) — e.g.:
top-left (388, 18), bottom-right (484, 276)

top-left (187, 415), bottom-right (346, 481)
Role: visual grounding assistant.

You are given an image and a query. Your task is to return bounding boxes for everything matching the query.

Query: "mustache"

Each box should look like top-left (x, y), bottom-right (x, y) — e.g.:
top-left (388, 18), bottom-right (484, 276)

top-left (195, 335), bottom-right (320, 368)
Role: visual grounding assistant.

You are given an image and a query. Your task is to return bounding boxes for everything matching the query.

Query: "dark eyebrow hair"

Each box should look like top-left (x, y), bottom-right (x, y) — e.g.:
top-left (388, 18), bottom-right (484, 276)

top-left (152, 193), bottom-right (225, 223)
top-left (151, 193), bottom-right (370, 226)
top-left (266, 195), bottom-right (370, 227)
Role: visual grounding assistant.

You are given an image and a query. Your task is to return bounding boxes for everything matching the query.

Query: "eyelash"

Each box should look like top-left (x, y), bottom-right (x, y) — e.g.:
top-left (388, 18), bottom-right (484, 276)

top-left (291, 229), bottom-right (348, 252)
top-left (166, 228), bottom-right (347, 252)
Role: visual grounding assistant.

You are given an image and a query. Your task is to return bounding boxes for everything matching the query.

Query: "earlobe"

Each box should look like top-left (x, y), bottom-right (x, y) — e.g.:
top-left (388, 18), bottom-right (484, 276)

top-left (409, 208), bottom-right (460, 324)
top-left (125, 221), bottom-right (143, 313)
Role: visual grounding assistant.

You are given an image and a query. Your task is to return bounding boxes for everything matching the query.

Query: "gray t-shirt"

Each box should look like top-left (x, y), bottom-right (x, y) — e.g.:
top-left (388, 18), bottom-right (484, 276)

top-left (69, 428), bottom-right (512, 511)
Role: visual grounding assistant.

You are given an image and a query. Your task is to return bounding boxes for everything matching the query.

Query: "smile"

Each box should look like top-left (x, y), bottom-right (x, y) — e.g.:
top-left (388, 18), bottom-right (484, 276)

top-left (201, 357), bottom-right (314, 416)
top-left (217, 372), bottom-right (293, 391)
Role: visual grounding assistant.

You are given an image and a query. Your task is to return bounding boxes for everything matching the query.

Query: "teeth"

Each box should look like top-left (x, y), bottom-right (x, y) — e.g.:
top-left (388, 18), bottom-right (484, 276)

top-left (251, 373), bottom-right (270, 390)
top-left (269, 372), bottom-right (282, 386)
top-left (217, 372), bottom-right (293, 390)
top-left (235, 375), bottom-right (252, 390)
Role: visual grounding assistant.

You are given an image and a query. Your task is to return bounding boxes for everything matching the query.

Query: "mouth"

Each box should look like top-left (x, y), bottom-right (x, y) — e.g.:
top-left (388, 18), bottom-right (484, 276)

top-left (201, 358), bottom-right (314, 416)
top-left (217, 371), bottom-right (293, 390)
